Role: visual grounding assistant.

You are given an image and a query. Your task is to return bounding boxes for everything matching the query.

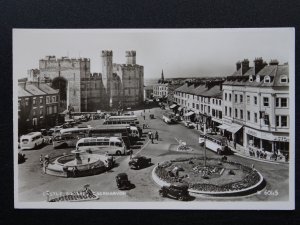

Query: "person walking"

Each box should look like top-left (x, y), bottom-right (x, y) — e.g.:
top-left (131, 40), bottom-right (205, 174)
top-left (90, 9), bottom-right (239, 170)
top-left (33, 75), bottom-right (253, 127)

top-left (151, 133), bottom-right (154, 144)
top-left (39, 154), bottom-right (44, 167)
top-left (155, 131), bottom-right (159, 141)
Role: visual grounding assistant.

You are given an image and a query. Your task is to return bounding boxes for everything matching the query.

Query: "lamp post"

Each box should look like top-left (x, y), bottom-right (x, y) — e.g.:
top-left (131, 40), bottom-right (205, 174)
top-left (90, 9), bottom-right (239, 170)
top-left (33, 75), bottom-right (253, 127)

top-left (203, 123), bottom-right (207, 168)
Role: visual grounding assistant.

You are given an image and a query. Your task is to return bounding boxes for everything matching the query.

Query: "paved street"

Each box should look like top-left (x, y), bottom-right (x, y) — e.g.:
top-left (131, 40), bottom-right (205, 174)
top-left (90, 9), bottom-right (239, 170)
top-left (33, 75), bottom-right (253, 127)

top-left (18, 107), bottom-right (289, 202)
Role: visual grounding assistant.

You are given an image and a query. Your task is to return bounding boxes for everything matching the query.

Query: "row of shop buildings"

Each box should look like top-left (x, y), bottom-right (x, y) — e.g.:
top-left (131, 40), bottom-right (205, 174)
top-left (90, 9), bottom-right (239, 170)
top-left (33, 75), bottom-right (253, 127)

top-left (172, 58), bottom-right (290, 159)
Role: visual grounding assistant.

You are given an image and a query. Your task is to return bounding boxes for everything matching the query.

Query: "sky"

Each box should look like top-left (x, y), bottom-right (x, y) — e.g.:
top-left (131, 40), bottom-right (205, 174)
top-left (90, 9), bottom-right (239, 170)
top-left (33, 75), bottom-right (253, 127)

top-left (13, 29), bottom-right (294, 80)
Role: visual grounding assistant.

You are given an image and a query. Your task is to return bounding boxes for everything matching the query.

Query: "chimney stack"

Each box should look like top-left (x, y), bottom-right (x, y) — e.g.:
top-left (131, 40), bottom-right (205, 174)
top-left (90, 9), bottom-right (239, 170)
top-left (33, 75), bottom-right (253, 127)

top-left (269, 59), bottom-right (279, 66)
top-left (241, 59), bottom-right (250, 75)
top-left (254, 57), bottom-right (265, 75)
top-left (236, 61), bottom-right (241, 71)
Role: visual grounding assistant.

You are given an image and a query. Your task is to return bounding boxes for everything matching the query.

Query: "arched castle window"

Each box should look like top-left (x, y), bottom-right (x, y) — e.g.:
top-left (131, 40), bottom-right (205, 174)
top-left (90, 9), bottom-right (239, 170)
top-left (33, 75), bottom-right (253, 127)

top-left (264, 75), bottom-right (271, 83)
top-left (280, 75), bottom-right (288, 83)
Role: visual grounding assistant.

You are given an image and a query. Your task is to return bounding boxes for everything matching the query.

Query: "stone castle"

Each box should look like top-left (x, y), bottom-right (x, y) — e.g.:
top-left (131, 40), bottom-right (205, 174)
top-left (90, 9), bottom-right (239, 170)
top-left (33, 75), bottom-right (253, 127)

top-left (27, 50), bottom-right (144, 112)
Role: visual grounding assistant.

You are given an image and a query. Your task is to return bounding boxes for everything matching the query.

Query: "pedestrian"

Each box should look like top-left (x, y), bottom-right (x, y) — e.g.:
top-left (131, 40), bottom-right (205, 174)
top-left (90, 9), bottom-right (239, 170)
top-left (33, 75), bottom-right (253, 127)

top-left (129, 150), bottom-right (133, 160)
top-left (39, 154), bottom-right (44, 166)
top-left (155, 131), bottom-right (159, 141)
top-left (143, 115), bottom-right (145, 120)
top-left (148, 131), bottom-right (152, 139)
top-left (151, 133), bottom-right (154, 144)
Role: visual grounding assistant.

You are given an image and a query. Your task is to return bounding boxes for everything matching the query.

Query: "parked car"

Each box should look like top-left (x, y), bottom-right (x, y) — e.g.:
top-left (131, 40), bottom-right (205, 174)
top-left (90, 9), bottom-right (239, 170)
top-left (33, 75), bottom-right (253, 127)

top-left (183, 121), bottom-right (195, 129)
top-left (116, 173), bottom-right (132, 190)
top-left (159, 183), bottom-right (190, 201)
top-left (129, 156), bottom-right (151, 169)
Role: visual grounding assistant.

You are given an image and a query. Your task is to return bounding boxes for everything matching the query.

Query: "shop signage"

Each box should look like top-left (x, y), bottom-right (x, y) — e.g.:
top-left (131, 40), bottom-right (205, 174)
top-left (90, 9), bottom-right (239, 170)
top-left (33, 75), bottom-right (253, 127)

top-left (245, 127), bottom-right (289, 142)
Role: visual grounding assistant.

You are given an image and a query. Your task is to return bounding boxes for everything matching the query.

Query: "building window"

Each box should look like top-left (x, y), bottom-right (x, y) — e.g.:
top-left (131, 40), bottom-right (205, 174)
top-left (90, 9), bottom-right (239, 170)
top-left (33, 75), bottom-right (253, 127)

top-left (208, 106), bottom-right (210, 113)
top-left (40, 109), bottom-right (43, 115)
top-left (33, 109), bottom-right (36, 116)
top-left (225, 106), bottom-right (227, 116)
top-left (264, 115), bottom-right (270, 125)
top-left (247, 111), bottom-right (250, 121)
top-left (39, 97), bottom-right (43, 104)
top-left (247, 96), bottom-right (250, 104)
top-left (235, 94), bottom-right (237, 103)
top-left (229, 107), bottom-right (232, 117)
top-left (192, 103), bottom-right (195, 108)
top-left (219, 100), bottom-right (221, 105)
top-left (46, 96), bottom-right (50, 104)
top-left (52, 96), bottom-right (56, 102)
top-left (254, 113), bottom-right (258, 123)
top-left (25, 98), bottom-right (29, 106)
top-left (235, 109), bottom-right (238, 118)
top-left (196, 104), bottom-right (199, 109)
top-left (240, 109), bottom-right (243, 119)
top-left (240, 95), bottom-right (243, 103)
top-left (254, 96), bottom-right (257, 105)
top-left (33, 98), bottom-right (36, 105)
top-left (225, 93), bottom-right (227, 101)
top-left (229, 94), bottom-right (231, 102)
top-left (212, 99), bottom-right (215, 104)
top-left (280, 75), bottom-right (288, 83)
top-left (53, 105), bottom-right (57, 113)
top-left (276, 98), bottom-right (280, 107)
top-left (281, 98), bottom-right (288, 107)
top-left (276, 115), bottom-right (280, 127)
top-left (281, 116), bottom-right (288, 127)
top-left (212, 109), bottom-right (215, 117)
top-left (263, 97), bottom-right (269, 107)
top-left (219, 111), bottom-right (222, 119)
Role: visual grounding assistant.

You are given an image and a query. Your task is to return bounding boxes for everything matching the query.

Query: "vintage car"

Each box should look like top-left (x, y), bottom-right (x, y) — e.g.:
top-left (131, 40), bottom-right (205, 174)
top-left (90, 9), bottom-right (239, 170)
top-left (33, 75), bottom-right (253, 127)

top-left (159, 183), bottom-right (190, 201)
top-left (183, 121), bottom-right (195, 129)
top-left (116, 173), bottom-right (132, 190)
top-left (128, 156), bottom-right (151, 169)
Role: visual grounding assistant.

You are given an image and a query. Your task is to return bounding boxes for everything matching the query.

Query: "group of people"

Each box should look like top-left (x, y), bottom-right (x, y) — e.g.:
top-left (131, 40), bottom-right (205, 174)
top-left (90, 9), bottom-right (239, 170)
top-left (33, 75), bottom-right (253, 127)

top-left (40, 154), bottom-right (50, 173)
top-left (148, 131), bottom-right (159, 144)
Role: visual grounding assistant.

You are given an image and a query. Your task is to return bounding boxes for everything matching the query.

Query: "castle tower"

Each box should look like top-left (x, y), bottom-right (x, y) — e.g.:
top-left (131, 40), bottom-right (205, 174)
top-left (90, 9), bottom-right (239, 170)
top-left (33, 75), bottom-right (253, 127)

top-left (125, 50), bottom-right (136, 65)
top-left (101, 50), bottom-right (113, 107)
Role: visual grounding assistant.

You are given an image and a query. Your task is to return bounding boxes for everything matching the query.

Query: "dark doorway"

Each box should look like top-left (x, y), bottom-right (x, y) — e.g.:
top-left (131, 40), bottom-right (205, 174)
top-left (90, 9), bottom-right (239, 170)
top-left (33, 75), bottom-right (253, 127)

top-left (52, 77), bottom-right (67, 111)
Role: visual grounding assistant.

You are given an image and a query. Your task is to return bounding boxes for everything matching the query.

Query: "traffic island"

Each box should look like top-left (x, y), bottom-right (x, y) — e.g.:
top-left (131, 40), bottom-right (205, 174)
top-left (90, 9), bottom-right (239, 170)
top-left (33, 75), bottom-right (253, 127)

top-left (153, 157), bottom-right (265, 197)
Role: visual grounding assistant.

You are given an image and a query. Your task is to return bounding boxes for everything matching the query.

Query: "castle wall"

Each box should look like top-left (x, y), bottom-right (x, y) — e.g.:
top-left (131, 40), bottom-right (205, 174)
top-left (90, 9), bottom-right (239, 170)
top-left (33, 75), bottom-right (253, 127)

top-left (39, 56), bottom-right (91, 112)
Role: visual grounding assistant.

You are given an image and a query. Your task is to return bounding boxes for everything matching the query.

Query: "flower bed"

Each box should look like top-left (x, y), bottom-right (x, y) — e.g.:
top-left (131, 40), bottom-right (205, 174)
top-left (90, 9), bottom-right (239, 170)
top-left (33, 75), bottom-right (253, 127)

top-left (155, 157), bottom-right (262, 193)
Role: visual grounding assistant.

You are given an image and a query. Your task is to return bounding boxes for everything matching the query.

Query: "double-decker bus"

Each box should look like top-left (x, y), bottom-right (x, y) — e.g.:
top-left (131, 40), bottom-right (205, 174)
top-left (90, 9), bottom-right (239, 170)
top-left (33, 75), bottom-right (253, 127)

top-left (199, 133), bottom-right (230, 155)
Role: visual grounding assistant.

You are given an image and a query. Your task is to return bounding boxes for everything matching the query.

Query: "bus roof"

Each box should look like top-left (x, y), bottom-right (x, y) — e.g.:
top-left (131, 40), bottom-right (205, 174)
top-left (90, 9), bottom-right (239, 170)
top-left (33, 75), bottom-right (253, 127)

top-left (21, 132), bottom-right (42, 137)
top-left (107, 115), bottom-right (138, 120)
top-left (60, 127), bottom-right (90, 133)
top-left (78, 137), bottom-right (122, 142)
top-left (94, 124), bottom-right (130, 130)
top-left (203, 133), bottom-right (227, 142)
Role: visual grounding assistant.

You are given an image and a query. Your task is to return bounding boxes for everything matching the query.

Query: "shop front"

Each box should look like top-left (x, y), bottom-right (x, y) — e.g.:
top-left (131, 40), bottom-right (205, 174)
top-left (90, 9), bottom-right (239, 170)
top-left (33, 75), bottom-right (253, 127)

top-left (245, 127), bottom-right (289, 161)
top-left (217, 122), bottom-right (243, 146)
top-left (184, 111), bottom-right (195, 122)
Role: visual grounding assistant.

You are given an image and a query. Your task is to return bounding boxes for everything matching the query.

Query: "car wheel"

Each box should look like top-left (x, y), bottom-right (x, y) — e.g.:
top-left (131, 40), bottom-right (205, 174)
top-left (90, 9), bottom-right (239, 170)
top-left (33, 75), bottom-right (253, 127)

top-left (159, 191), bottom-right (166, 197)
top-left (116, 151), bottom-right (121, 156)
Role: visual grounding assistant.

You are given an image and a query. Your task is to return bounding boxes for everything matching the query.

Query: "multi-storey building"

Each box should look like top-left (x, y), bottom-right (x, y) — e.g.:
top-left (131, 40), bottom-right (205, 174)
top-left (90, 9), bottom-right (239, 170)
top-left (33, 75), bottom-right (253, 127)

top-left (174, 81), bottom-right (223, 129)
top-left (153, 83), bottom-right (168, 99)
top-left (18, 82), bottom-right (60, 134)
top-left (222, 58), bottom-right (289, 158)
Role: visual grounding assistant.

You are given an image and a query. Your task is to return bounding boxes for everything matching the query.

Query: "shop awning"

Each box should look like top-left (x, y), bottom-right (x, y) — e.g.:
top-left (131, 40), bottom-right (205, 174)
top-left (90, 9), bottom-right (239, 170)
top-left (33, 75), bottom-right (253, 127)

top-left (184, 111), bottom-right (195, 117)
top-left (217, 124), bottom-right (230, 130)
top-left (169, 104), bottom-right (177, 109)
top-left (226, 123), bottom-right (243, 134)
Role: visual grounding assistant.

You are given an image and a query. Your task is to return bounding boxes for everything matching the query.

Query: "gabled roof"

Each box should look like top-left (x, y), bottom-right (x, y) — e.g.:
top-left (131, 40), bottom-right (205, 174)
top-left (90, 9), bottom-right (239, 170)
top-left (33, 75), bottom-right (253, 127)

top-left (18, 85), bottom-right (32, 97)
top-left (38, 83), bottom-right (59, 94)
top-left (24, 84), bottom-right (46, 95)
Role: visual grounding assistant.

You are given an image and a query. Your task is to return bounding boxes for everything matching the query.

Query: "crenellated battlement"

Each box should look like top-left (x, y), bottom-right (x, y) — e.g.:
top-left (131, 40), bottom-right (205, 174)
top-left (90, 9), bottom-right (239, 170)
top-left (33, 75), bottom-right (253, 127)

top-left (101, 50), bottom-right (113, 57)
top-left (125, 50), bottom-right (136, 57)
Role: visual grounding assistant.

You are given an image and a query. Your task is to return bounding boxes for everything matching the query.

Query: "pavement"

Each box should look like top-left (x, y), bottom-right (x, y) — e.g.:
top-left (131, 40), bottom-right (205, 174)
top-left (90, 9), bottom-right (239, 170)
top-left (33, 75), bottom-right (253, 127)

top-left (17, 106), bottom-right (290, 202)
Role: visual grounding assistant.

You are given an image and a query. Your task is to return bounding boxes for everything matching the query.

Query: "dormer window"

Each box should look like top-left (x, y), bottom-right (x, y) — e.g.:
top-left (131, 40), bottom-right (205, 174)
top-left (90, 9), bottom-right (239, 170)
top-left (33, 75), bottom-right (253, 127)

top-left (264, 75), bottom-right (271, 83)
top-left (249, 75), bottom-right (253, 82)
top-left (280, 75), bottom-right (288, 83)
top-left (256, 75), bottom-right (260, 82)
